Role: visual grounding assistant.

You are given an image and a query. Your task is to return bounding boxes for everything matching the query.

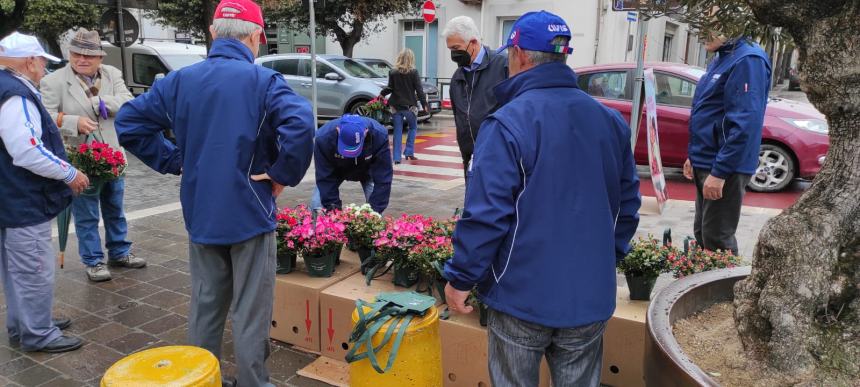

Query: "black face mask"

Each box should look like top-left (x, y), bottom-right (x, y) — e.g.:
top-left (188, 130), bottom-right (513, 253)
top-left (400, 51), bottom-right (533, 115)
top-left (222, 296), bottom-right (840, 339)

top-left (451, 42), bottom-right (473, 67)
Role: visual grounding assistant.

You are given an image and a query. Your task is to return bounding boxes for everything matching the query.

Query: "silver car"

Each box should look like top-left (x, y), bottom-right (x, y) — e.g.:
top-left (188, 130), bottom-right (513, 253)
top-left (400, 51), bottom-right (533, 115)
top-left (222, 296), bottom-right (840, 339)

top-left (255, 54), bottom-right (432, 123)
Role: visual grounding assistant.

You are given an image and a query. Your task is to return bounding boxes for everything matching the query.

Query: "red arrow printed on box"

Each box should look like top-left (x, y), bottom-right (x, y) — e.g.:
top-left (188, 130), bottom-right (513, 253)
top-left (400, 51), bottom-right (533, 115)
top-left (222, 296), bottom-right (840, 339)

top-left (327, 308), bottom-right (335, 344)
top-left (305, 300), bottom-right (312, 334)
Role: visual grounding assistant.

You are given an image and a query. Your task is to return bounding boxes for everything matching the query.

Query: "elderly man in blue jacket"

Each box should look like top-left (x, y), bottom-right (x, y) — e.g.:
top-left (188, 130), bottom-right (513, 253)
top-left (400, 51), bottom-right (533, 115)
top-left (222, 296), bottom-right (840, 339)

top-left (682, 33), bottom-right (771, 255)
top-left (114, 0), bottom-right (314, 385)
top-left (311, 114), bottom-right (393, 214)
top-left (443, 11), bottom-right (641, 387)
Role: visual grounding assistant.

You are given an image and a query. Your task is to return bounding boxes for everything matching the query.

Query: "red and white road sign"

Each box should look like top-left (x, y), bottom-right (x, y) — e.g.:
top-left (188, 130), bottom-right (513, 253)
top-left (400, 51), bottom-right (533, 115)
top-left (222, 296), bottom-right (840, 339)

top-left (422, 1), bottom-right (436, 23)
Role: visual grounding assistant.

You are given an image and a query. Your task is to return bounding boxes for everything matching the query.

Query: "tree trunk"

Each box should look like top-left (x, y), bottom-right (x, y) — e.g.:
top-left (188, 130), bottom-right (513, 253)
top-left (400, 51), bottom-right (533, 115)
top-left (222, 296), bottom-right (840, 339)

top-left (200, 0), bottom-right (215, 50)
top-left (734, 0), bottom-right (860, 382)
top-left (0, 0), bottom-right (27, 40)
top-left (334, 21), bottom-right (363, 58)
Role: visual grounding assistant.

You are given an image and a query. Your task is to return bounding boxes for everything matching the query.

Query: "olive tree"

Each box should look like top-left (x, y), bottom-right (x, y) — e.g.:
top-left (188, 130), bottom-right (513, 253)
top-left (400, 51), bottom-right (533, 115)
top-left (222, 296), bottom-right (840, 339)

top-left (645, 0), bottom-right (859, 382)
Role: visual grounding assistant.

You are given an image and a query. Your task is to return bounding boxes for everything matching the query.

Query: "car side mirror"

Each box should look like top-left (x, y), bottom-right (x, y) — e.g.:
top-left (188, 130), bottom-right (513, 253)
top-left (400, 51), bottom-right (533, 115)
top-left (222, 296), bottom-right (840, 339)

top-left (324, 72), bottom-right (343, 81)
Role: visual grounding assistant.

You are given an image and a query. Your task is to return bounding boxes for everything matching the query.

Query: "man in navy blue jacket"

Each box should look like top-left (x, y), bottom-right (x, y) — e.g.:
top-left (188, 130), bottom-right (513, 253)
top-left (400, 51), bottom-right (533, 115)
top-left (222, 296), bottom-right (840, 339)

top-left (683, 34), bottom-right (771, 255)
top-left (311, 114), bottom-right (393, 214)
top-left (115, 1), bottom-right (314, 385)
top-left (443, 11), bottom-right (640, 387)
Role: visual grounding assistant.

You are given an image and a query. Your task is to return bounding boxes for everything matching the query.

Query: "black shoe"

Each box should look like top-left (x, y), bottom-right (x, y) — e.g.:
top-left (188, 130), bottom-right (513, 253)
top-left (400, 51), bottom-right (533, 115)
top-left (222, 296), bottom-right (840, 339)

top-left (394, 160), bottom-right (402, 164)
top-left (406, 155), bottom-right (418, 161)
top-left (53, 317), bottom-right (72, 330)
top-left (8, 318), bottom-right (73, 347)
top-left (28, 335), bottom-right (83, 353)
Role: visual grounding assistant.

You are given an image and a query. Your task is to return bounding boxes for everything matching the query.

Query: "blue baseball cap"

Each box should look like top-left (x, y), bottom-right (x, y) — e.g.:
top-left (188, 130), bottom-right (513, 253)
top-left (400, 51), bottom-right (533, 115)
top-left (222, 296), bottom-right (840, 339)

top-left (337, 114), bottom-right (368, 158)
top-left (496, 11), bottom-right (574, 55)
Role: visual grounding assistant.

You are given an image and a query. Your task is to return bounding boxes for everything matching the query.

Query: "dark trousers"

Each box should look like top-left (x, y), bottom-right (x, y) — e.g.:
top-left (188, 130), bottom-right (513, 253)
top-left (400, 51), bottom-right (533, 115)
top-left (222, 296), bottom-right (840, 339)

top-left (692, 169), bottom-right (751, 255)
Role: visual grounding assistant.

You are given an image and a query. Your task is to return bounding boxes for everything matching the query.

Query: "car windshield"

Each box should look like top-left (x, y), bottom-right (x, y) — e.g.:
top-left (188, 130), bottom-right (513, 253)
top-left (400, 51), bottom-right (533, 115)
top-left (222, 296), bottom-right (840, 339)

top-left (161, 54), bottom-right (206, 70)
top-left (360, 60), bottom-right (393, 77)
top-left (327, 59), bottom-right (378, 78)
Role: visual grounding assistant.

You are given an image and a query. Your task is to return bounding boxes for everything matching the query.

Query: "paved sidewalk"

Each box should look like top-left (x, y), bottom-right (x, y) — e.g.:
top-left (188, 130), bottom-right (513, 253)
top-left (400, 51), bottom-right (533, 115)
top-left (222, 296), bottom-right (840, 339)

top-left (0, 117), bottom-right (792, 386)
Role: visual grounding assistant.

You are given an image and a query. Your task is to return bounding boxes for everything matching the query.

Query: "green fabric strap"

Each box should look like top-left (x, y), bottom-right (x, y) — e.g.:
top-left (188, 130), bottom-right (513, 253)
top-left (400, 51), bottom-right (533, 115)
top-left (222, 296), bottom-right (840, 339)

top-left (345, 299), bottom-right (417, 374)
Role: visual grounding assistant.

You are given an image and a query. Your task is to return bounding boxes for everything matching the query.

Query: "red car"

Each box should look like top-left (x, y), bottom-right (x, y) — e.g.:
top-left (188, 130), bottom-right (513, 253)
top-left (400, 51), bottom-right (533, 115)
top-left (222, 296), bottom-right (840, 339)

top-left (574, 62), bottom-right (829, 192)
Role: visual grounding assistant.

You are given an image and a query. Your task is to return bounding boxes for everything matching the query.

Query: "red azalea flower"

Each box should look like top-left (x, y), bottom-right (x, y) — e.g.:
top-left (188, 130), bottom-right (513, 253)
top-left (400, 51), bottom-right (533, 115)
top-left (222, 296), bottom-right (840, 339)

top-left (78, 143), bottom-right (89, 153)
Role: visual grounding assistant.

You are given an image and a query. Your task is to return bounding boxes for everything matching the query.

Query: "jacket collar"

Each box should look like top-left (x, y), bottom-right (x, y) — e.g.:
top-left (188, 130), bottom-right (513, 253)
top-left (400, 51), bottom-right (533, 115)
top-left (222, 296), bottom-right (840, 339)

top-left (62, 65), bottom-right (98, 116)
top-left (208, 38), bottom-right (254, 63)
top-left (452, 45), bottom-right (496, 82)
top-left (493, 62), bottom-right (579, 106)
top-left (717, 37), bottom-right (749, 55)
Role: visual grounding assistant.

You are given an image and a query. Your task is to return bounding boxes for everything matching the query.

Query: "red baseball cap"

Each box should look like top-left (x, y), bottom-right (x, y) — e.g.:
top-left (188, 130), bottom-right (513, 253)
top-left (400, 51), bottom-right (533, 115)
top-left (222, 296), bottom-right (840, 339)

top-left (214, 0), bottom-right (267, 44)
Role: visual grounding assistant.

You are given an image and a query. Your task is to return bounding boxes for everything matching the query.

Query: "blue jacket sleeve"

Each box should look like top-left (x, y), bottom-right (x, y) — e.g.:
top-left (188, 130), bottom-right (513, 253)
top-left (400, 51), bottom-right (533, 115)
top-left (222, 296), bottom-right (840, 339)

top-left (443, 119), bottom-right (522, 291)
top-left (612, 112), bottom-right (642, 262)
top-left (265, 74), bottom-right (315, 187)
top-left (115, 81), bottom-right (182, 175)
top-left (711, 56), bottom-right (770, 179)
top-left (367, 120), bottom-right (393, 213)
top-left (314, 127), bottom-right (342, 210)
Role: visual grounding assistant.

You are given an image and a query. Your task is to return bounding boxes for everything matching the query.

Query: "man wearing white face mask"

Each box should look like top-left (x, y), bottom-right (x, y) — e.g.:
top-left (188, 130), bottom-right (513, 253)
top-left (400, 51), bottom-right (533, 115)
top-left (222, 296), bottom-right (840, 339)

top-left (0, 32), bottom-right (89, 353)
top-left (443, 16), bottom-right (508, 180)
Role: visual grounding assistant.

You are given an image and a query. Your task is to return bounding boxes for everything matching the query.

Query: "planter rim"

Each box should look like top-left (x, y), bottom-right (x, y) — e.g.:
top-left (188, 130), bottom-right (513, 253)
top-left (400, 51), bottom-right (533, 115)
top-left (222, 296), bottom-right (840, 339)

top-left (646, 266), bottom-right (751, 386)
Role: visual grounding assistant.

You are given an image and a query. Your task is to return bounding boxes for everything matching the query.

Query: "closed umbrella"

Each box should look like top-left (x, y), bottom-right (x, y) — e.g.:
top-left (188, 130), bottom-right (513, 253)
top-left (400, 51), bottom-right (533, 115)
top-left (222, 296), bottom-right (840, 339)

top-left (56, 205), bottom-right (72, 269)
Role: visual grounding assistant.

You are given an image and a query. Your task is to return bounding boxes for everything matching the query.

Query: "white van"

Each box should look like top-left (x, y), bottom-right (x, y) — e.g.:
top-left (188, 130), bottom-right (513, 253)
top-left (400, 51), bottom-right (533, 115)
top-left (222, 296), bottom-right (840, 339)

top-left (102, 40), bottom-right (207, 95)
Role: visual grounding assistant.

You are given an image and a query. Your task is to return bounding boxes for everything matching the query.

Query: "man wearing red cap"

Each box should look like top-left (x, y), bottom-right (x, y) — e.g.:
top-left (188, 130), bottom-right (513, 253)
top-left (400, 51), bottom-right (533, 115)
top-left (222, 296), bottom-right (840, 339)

top-left (115, 1), bottom-right (314, 385)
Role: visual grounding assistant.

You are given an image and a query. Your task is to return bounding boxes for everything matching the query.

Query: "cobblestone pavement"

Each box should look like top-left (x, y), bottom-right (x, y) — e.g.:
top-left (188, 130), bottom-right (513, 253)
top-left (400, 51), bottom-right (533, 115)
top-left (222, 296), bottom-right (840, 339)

top-left (0, 115), bottom-right (799, 386)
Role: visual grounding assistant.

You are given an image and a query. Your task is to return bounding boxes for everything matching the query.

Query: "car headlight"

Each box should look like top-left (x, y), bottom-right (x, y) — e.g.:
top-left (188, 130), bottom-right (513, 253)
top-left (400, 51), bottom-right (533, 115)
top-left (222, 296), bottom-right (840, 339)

top-left (781, 118), bottom-right (829, 134)
top-left (374, 81), bottom-right (387, 88)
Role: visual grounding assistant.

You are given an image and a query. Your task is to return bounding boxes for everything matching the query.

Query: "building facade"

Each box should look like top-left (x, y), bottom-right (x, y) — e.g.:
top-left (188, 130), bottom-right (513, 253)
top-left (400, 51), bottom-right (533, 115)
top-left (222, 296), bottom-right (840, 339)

top-left (322, 0), bottom-right (709, 84)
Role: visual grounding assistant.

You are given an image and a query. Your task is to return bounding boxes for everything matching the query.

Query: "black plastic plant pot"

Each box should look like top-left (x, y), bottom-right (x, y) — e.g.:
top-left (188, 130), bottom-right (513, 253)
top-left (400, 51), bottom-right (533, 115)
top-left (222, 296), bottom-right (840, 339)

top-left (305, 249), bottom-right (337, 278)
top-left (334, 245), bottom-right (343, 266)
top-left (479, 302), bottom-right (489, 327)
top-left (393, 265), bottom-right (419, 288)
top-left (346, 237), bottom-right (357, 252)
top-left (625, 273), bottom-right (658, 301)
top-left (357, 247), bottom-right (373, 274)
top-left (276, 250), bottom-right (297, 275)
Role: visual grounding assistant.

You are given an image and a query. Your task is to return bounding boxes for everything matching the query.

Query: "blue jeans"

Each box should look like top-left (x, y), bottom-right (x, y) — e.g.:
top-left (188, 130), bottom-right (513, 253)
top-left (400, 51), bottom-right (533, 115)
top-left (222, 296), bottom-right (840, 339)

top-left (72, 177), bottom-right (132, 267)
top-left (392, 110), bottom-right (418, 162)
top-left (487, 309), bottom-right (607, 387)
top-left (310, 180), bottom-right (374, 211)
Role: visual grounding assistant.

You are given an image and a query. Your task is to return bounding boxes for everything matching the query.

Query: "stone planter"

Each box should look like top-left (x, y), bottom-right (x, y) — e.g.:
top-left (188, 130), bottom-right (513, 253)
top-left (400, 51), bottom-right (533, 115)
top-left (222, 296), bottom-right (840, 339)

top-left (644, 266), bottom-right (751, 387)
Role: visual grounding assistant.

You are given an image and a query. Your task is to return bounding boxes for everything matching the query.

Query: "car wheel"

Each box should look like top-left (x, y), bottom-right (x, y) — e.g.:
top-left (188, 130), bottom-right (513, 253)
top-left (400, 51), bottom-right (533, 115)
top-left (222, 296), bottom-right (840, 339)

top-left (748, 144), bottom-right (796, 192)
top-left (349, 100), bottom-right (370, 116)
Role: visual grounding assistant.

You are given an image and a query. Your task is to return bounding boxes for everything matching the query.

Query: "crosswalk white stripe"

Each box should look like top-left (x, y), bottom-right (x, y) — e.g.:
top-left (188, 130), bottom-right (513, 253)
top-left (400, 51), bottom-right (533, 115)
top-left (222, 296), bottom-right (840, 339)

top-left (394, 163), bottom-right (463, 177)
top-left (426, 145), bottom-right (461, 153)
top-left (412, 153), bottom-right (463, 164)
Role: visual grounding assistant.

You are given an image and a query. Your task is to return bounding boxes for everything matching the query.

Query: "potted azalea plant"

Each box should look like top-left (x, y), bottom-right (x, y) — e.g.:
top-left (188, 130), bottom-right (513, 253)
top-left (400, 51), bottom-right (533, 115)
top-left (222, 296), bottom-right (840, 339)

top-left (618, 236), bottom-right (672, 301)
top-left (288, 211), bottom-right (347, 277)
top-left (372, 214), bottom-right (432, 287)
top-left (362, 96), bottom-right (388, 122)
top-left (409, 234), bottom-right (453, 303)
top-left (66, 140), bottom-right (126, 195)
top-left (342, 204), bottom-right (387, 273)
top-left (275, 205), bottom-right (311, 274)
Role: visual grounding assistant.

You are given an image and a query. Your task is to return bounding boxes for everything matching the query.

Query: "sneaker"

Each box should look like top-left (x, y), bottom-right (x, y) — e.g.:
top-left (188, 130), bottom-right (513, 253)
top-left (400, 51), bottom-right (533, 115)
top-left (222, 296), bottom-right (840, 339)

top-left (108, 253), bottom-right (147, 269)
top-left (86, 263), bottom-right (112, 282)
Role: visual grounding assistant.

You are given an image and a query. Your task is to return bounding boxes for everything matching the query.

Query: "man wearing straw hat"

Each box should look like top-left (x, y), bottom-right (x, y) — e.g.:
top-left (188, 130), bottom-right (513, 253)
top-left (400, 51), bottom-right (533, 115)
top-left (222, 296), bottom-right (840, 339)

top-left (42, 28), bottom-right (141, 283)
top-left (0, 32), bottom-right (89, 353)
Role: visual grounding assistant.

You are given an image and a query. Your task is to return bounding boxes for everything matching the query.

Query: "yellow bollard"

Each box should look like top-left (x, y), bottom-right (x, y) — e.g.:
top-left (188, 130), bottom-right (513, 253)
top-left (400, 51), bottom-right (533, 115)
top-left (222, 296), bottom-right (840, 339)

top-left (101, 345), bottom-right (221, 387)
top-left (349, 305), bottom-right (442, 387)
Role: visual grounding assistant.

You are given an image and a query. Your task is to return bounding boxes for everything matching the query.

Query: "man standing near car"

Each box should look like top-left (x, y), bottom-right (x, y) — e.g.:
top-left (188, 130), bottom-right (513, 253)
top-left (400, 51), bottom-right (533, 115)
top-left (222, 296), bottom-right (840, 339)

top-left (115, 0), bottom-right (314, 385)
top-left (683, 32), bottom-right (771, 255)
top-left (443, 11), bottom-right (641, 386)
top-left (443, 16), bottom-right (508, 179)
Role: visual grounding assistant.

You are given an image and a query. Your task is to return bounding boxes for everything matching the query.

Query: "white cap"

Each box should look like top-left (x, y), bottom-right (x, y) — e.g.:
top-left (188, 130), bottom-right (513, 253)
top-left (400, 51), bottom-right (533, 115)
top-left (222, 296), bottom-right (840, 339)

top-left (0, 32), bottom-right (61, 62)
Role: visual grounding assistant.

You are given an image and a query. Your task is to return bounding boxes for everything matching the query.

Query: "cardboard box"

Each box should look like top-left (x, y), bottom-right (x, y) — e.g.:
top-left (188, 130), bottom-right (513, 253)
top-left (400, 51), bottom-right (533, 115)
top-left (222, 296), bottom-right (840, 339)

top-left (318, 271), bottom-right (401, 360)
top-left (440, 311), bottom-right (550, 387)
top-left (270, 258), bottom-right (360, 352)
top-left (601, 286), bottom-right (650, 387)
